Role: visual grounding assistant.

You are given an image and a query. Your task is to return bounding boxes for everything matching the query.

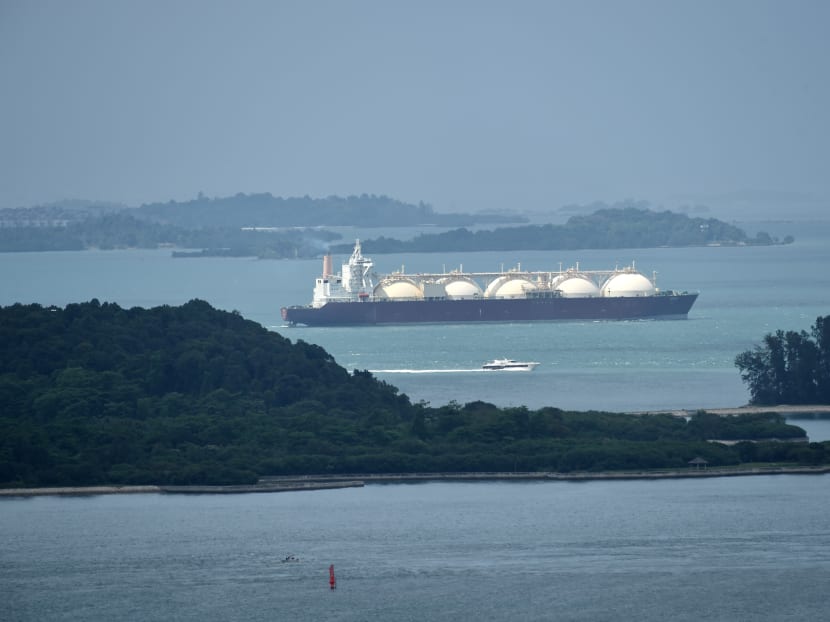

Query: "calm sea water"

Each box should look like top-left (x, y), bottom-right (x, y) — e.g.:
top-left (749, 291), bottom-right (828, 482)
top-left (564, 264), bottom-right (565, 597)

top-left (3, 477), bottom-right (830, 622)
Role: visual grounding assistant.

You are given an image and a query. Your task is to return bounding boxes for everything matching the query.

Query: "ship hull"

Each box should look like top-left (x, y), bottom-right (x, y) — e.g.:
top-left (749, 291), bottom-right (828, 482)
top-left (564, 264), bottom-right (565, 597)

top-left (281, 293), bottom-right (698, 326)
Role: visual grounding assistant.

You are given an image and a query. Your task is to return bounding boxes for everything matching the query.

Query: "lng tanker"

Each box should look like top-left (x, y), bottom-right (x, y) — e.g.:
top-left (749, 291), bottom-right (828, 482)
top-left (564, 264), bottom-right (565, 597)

top-left (281, 240), bottom-right (698, 326)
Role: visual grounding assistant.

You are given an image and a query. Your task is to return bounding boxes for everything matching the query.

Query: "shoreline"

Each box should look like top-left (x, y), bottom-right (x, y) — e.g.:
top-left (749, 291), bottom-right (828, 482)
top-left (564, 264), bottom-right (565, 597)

top-left (0, 481), bottom-right (364, 497)
top-left (629, 404), bottom-right (830, 417)
top-left (3, 466), bottom-right (828, 497)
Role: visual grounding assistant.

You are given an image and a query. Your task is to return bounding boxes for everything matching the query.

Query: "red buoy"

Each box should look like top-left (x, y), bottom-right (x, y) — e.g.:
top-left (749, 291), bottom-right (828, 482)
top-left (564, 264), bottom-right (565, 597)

top-left (329, 564), bottom-right (336, 590)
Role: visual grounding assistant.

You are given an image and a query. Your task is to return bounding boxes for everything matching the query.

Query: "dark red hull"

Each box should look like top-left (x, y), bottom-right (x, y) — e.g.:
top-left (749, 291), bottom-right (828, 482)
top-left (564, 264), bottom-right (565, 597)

top-left (281, 293), bottom-right (698, 326)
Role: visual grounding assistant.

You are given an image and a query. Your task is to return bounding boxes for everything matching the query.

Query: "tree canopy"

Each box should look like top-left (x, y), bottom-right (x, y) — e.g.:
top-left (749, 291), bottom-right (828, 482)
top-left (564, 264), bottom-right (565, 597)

top-left (735, 316), bottom-right (830, 405)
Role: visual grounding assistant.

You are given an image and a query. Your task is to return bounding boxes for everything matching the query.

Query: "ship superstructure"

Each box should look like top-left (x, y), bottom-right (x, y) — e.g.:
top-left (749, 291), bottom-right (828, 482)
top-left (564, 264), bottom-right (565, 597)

top-left (311, 239), bottom-right (375, 307)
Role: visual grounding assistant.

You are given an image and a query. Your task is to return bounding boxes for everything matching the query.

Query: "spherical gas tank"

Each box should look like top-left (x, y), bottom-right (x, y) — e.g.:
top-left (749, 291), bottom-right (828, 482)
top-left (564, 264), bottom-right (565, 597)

top-left (554, 276), bottom-right (601, 298)
top-left (484, 276), bottom-right (538, 299)
top-left (601, 273), bottom-right (656, 297)
top-left (374, 279), bottom-right (424, 300)
top-left (440, 277), bottom-right (483, 299)
top-left (373, 279), bottom-right (423, 300)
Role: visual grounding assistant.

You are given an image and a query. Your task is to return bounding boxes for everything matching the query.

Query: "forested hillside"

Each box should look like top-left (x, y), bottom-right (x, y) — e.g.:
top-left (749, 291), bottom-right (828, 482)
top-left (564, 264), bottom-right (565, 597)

top-left (0, 300), bottom-right (413, 485)
top-left (0, 301), bottom-right (824, 488)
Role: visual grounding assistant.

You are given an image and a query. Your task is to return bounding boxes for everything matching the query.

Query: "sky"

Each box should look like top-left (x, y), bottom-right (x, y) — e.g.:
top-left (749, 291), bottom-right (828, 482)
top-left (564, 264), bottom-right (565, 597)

top-left (1, 0), bottom-right (828, 218)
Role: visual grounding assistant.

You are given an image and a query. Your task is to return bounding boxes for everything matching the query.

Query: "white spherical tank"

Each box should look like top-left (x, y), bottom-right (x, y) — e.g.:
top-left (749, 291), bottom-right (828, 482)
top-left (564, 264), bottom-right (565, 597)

top-left (374, 279), bottom-right (424, 300)
top-left (484, 276), bottom-right (538, 299)
top-left (440, 277), bottom-right (483, 299)
top-left (601, 272), bottom-right (656, 297)
top-left (554, 276), bottom-right (601, 298)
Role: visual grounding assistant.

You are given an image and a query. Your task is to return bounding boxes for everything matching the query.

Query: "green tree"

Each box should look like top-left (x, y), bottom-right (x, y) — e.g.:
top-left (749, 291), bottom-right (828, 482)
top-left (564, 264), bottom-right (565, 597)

top-left (736, 316), bottom-right (830, 405)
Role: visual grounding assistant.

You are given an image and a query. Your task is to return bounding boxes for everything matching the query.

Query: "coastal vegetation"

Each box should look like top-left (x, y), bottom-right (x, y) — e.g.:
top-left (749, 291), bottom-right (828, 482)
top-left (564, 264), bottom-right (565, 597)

top-left (0, 194), bottom-right (519, 255)
top-left (735, 315), bottom-right (830, 405)
top-left (1, 301), bottom-right (825, 488)
top-left (1, 196), bottom-right (790, 258)
top-left (338, 206), bottom-right (788, 254)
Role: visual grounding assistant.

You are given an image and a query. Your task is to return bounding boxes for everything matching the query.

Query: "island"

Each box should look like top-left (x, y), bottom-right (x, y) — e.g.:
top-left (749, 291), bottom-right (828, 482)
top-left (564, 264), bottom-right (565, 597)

top-left (0, 193), bottom-right (522, 255)
top-left (0, 196), bottom-right (792, 258)
top-left (1, 301), bottom-right (826, 490)
top-left (334, 206), bottom-right (791, 254)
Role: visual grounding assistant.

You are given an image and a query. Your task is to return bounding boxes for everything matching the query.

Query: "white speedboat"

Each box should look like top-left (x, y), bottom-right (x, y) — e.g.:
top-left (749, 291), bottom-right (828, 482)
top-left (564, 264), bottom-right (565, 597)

top-left (482, 358), bottom-right (540, 371)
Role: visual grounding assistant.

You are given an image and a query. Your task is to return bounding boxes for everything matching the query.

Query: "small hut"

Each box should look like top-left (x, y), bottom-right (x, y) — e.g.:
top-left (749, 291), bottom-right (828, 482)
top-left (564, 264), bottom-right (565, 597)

top-left (688, 456), bottom-right (709, 470)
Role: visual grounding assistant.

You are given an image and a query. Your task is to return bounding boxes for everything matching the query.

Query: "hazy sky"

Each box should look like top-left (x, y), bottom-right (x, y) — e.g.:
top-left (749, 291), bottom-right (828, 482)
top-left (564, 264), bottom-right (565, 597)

top-left (1, 0), bottom-right (828, 216)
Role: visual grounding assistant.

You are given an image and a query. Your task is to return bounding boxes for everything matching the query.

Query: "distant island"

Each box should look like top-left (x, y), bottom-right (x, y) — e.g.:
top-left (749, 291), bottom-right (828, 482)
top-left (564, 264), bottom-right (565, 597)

top-left (0, 193), bottom-right (523, 255)
top-left (0, 300), bottom-right (824, 489)
top-left (0, 195), bottom-right (792, 257)
top-left (333, 206), bottom-right (793, 254)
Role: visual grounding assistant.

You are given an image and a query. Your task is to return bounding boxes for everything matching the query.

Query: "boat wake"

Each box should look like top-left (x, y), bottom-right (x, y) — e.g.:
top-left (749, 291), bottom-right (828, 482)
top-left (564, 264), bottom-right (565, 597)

top-left (367, 368), bottom-right (483, 374)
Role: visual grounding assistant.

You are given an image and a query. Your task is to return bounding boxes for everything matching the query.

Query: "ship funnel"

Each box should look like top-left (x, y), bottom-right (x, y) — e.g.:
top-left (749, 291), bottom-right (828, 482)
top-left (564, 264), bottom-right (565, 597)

top-left (322, 254), bottom-right (333, 277)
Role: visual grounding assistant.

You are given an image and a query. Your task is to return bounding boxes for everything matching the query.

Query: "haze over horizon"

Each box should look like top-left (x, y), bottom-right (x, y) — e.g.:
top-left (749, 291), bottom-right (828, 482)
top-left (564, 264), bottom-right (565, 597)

top-left (1, 0), bottom-right (828, 219)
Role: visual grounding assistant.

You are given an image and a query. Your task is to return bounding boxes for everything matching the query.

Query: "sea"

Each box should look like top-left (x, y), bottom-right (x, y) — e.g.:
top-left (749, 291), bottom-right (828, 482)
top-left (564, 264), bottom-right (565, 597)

top-left (2, 219), bottom-right (830, 620)
top-left (3, 478), bottom-right (830, 621)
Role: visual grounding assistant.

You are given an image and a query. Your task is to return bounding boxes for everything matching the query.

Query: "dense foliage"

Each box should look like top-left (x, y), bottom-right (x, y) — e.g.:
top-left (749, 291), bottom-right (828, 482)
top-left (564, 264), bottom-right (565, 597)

top-left (735, 316), bottom-right (830, 405)
top-left (342, 207), bottom-right (787, 254)
top-left (1, 302), bottom-right (823, 488)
